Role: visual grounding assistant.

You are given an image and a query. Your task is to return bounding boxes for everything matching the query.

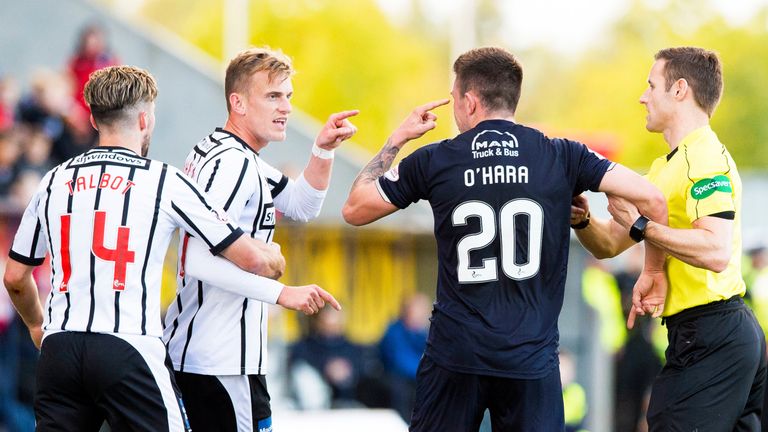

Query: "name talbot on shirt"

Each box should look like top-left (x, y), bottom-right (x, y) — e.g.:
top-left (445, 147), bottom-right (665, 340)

top-left (65, 173), bottom-right (136, 195)
top-left (471, 129), bottom-right (519, 159)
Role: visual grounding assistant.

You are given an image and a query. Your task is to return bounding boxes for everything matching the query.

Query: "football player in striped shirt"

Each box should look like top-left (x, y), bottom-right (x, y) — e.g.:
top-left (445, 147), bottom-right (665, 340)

top-left (163, 47), bottom-right (354, 432)
top-left (3, 66), bottom-right (286, 432)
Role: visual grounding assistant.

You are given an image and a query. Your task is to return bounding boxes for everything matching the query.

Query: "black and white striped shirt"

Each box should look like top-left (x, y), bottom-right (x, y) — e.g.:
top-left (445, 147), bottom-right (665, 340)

top-left (10, 146), bottom-right (242, 339)
top-left (164, 129), bottom-right (292, 376)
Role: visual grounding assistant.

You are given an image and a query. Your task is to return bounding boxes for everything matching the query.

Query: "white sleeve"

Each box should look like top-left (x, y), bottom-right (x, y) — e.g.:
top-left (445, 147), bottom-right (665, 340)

top-left (271, 172), bottom-right (327, 222)
top-left (165, 168), bottom-right (243, 256)
top-left (9, 171), bottom-right (51, 266)
top-left (183, 235), bottom-right (284, 304)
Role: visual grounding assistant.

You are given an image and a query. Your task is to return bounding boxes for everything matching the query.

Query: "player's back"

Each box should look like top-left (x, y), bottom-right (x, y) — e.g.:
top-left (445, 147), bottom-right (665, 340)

top-left (378, 119), bottom-right (612, 378)
top-left (25, 147), bottom-right (200, 338)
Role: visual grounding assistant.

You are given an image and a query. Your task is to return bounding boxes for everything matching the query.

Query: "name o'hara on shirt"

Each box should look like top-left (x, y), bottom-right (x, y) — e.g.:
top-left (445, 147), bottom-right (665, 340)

top-left (65, 173), bottom-right (136, 196)
top-left (464, 165), bottom-right (528, 187)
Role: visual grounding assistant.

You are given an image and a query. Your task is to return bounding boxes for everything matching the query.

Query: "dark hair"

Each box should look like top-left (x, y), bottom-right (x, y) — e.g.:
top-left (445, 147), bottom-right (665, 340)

top-left (453, 47), bottom-right (523, 113)
top-left (655, 47), bottom-right (723, 117)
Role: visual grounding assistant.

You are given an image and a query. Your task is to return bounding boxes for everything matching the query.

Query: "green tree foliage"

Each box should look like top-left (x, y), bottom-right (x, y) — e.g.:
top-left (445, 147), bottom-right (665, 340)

top-left (520, 0), bottom-right (768, 170)
top-left (140, 0), bottom-right (454, 157)
top-left (139, 0), bottom-right (768, 169)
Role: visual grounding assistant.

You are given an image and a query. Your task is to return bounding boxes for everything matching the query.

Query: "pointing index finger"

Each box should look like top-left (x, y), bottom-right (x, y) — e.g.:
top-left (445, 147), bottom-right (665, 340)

top-left (417, 99), bottom-right (450, 114)
top-left (330, 110), bottom-right (360, 124)
top-left (318, 288), bottom-right (342, 311)
top-left (627, 307), bottom-right (637, 329)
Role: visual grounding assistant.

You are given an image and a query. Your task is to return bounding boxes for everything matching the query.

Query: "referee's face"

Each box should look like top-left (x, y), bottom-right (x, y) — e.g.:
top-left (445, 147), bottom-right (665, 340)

top-left (640, 60), bottom-right (674, 133)
top-left (243, 71), bottom-right (293, 149)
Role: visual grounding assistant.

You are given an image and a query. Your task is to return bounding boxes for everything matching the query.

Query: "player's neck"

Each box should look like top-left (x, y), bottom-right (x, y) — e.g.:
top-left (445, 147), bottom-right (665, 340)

top-left (96, 131), bottom-right (144, 156)
top-left (663, 110), bottom-right (710, 151)
top-left (471, 112), bottom-right (516, 128)
top-left (223, 119), bottom-right (268, 153)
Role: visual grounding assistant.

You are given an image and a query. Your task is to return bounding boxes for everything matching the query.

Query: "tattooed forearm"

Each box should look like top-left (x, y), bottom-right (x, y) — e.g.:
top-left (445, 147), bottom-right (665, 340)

top-left (351, 137), bottom-right (401, 189)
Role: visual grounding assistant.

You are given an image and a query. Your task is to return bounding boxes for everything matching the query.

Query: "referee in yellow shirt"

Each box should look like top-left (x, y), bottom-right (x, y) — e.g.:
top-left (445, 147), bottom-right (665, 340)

top-left (572, 47), bottom-right (767, 431)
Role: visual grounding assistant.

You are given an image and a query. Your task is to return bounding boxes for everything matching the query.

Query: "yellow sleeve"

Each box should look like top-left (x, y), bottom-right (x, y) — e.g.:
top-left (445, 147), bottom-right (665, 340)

top-left (685, 172), bottom-right (735, 222)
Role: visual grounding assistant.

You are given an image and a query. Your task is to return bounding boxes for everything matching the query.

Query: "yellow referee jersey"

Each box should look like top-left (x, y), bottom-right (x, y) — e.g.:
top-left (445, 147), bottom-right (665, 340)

top-left (646, 125), bottom-right (745, 316)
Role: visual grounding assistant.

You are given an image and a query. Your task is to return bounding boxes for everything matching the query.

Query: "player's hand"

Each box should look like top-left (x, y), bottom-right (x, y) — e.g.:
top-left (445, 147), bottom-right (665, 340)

top-left (391, 99), bottom-right (450, 147)
top-left (251, 240), bottom-right (285, 280)
top-left (627, 269), bottom-right (667, 329)
top-left (607, 195), bottom-right (641, 230)
top-left (277, 284), bottom-right (342, 315)
top-left (571, 195), bottom-right (590, 226)
top-left (28, 324), bottom-right (43, 350)
top-left (315, 110), bottom-right (359, 150)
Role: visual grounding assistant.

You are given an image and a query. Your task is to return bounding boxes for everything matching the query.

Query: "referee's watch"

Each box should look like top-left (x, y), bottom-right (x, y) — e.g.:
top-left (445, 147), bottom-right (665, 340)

top-left (629, 215), bottom-right (650, 242)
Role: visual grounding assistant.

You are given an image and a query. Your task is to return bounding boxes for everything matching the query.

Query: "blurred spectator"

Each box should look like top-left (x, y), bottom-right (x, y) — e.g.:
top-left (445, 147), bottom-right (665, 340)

top-left (561, 349), bottom-right (588, 432)
top-left (8, 171), bottom-right (43, 211)
top-left (67, 23), bottom-right (119, 120)
top-left (613, 245), bottom-right (662, 432)
top-left (289, 308), bottom-right (366, 408)
top-left (0, 131), bottom-right (21, 197)
top-left (379, 292), bottom-right (430, 421)
top-left (0, 241), bottom-right (36, 432)
top-left (0, 75), bottom-right (20, 132)
top-left (16, 126), bottom-right (53, 177)
top-left (581, 257), bottom-right (626, 354)
top-left (17, 69), bottom-right (93, 165)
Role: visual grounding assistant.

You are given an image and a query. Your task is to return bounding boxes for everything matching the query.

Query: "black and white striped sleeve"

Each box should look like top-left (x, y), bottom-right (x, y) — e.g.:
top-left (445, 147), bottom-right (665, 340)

top-left (196, 149), bottom-right (257, 221)
top-left (166, 168), bottom-right (243, 256)
top-left (9, 185), bottom-right (48, 266)
top-left (261, 159), bottom-right (290, 199)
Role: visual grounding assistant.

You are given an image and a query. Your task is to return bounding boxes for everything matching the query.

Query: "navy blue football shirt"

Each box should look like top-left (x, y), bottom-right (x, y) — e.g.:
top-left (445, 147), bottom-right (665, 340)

top-left (378, 119), bottom-right (613, 378)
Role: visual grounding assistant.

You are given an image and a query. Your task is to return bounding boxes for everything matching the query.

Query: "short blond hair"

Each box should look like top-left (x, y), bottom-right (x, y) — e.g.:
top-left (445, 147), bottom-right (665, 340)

top-left (225, 47), bottom-right (293, 112)
top-left (84, 65), bottom-right (158, 126)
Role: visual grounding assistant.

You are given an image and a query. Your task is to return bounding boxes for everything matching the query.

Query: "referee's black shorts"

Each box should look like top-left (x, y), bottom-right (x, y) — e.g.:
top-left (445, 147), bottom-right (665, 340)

top-left (648, 296), bottom-right (767, 432)
top-left (35, 331), bottom-right (191, 432)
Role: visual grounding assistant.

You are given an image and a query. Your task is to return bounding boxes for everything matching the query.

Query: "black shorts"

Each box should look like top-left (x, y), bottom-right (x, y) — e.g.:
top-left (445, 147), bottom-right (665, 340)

top-left (174, 371), bottom-right (272, 432)
top-left (410, 355), bottom-right (564, 432)
top-left (648, 296), bottom-right (767, 431)
top-left (35, 331), bottom-right (191, 432)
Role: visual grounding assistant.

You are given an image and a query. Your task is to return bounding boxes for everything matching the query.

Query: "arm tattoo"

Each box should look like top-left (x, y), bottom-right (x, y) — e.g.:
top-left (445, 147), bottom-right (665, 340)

top-left (351, 137), bottom-right (401, 189)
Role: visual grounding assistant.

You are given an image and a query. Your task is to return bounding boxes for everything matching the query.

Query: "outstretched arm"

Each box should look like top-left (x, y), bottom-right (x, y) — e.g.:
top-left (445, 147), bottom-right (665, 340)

top-left (302, 110), bottom-right (359, 191)
top-left (342, 99), bottom-right (449, 226)
top-left (573, 164), bottom-right (667, 258)
top-left (609, 198), bottom-right (732, 273)
top-left (571, 163), bottom-right (669, 328)
top-left (186, 236), bottom-right (340, 315)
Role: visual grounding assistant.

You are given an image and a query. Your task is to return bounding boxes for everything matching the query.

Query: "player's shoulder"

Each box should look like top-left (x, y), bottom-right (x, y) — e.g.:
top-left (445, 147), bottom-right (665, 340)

top-left (192, 129), bottom-right (250, 160)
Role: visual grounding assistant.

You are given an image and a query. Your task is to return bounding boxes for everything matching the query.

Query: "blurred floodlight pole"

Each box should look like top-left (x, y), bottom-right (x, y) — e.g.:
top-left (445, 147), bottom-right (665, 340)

top-left (450, 0), bottom-right (477, 62)
top-left (224, 0), bottom-right (250, 62)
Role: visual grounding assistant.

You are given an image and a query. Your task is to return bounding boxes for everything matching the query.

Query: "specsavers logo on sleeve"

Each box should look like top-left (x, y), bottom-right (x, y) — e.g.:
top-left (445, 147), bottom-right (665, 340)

top-left (691, 175), bottom-right (732, 200)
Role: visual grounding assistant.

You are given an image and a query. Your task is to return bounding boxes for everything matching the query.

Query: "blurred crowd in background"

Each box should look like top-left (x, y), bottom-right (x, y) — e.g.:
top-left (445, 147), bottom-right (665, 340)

top-left (2, 19), bottom-right (768, 432)
top-left (0, 24), bottom-right (118, 213)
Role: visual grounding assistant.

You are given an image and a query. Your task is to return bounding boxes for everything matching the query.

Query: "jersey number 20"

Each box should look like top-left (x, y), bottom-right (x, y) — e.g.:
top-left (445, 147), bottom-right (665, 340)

top-left (452, 199), bottom-right (543, 283)
top-left (59, 211), bottom-right (135, 292)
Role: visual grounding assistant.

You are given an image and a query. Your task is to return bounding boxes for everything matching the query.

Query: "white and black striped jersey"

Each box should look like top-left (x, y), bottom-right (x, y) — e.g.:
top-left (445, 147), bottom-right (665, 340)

top-left (9, 146), bottom-right (243, 339)
top-left (164, 129), bottom-right (295, 376)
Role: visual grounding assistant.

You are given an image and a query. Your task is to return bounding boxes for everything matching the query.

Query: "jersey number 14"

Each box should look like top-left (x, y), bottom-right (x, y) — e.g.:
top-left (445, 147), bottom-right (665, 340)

top-left (452, 199), bottom-right (543, 283)
top-left (59, 211), bottom-right (136, 292)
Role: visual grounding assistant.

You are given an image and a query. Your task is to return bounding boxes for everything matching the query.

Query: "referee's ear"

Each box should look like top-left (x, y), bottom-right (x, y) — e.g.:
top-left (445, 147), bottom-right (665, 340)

top-left (89, 114), bottom-right (99, 131)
